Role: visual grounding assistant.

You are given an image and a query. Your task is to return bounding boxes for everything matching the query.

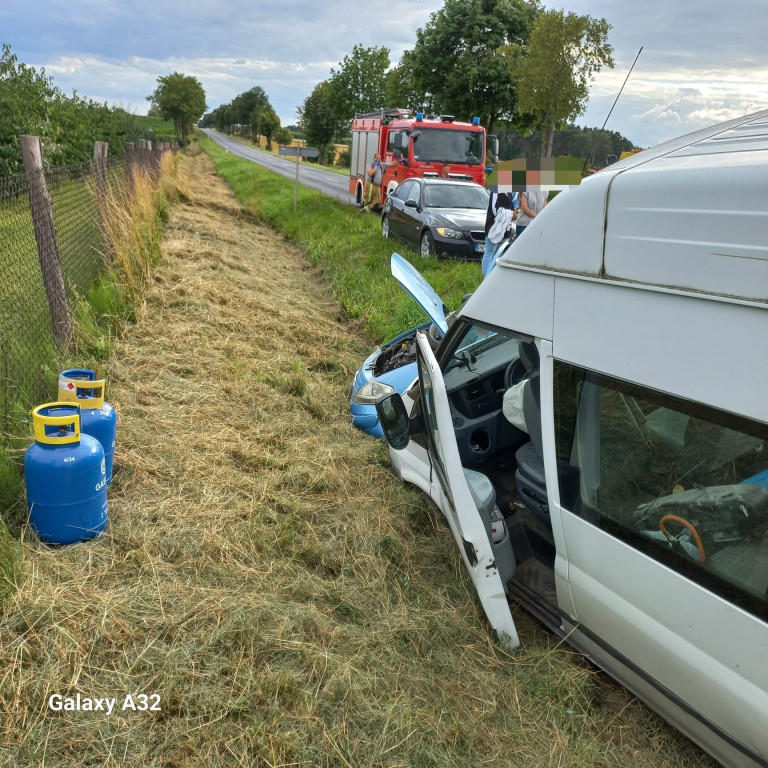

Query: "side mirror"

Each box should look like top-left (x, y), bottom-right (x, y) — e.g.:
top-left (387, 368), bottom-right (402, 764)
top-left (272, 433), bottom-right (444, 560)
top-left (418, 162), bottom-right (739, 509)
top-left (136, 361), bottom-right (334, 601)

top-left (489, 135), bottom-right (499, 164)
top-left (395, 132), bottom-right (409, 152)
top-left (375, 393), bottom-right (411, 450)
top-left (404, 199), bottom-right (419, 209)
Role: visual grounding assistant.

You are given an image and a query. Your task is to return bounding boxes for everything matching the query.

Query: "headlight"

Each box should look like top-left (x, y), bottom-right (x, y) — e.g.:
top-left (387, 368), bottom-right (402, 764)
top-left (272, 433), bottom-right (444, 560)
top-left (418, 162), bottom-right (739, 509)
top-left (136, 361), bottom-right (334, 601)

top-left (353, 380), bottom-right (395, 404)
top-left (435, 227), bottom-right (463, 239)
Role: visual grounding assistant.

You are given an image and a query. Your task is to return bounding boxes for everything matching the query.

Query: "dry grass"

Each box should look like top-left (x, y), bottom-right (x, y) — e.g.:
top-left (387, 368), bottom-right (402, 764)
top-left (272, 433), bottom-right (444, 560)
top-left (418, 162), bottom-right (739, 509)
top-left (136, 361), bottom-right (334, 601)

top-left (0, 148), bottom-right (714, 767)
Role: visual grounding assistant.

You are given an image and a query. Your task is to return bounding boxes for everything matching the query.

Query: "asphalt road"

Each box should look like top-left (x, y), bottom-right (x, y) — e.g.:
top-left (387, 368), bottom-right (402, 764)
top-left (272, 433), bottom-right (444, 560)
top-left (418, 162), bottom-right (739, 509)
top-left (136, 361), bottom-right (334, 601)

top-left (201, 129), bottom-right (357, 206)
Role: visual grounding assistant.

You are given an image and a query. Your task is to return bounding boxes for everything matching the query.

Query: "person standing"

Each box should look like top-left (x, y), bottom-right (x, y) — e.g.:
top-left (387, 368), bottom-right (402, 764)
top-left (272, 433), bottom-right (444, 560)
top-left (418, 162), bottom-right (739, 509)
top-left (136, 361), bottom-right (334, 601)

top-left (482, 192), bottom-right (515, 277)
top-left (361, 153), bottom-right (385, 213)
top-left (516, 190), bottom-right (548, 236)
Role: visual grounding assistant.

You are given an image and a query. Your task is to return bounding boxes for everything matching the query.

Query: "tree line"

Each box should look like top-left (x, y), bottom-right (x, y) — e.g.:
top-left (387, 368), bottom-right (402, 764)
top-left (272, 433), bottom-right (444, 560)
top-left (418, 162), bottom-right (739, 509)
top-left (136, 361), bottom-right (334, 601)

top-left (0, 44), bottom-right (188, 176)
top-left (199, 87), bottom-right (292, 150)
top-left (197, 0), bottom-right (630, 167)
top-left (291, 0), bottom-right (620, 163)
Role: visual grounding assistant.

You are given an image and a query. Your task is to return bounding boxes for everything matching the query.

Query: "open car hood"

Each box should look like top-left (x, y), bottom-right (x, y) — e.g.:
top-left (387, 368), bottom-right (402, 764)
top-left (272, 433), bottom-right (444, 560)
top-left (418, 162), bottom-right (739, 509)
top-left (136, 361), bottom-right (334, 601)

top-left (390, 252), bottom-right (448, 336)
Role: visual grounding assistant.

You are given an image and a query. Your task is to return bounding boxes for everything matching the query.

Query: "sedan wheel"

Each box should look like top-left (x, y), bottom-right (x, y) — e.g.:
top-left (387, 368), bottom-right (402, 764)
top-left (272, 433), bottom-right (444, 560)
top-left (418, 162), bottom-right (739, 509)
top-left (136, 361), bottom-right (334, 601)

top-left (420, 230), bottom-right (434, 258)
top-left (381, 215), bottom-right (390, 239)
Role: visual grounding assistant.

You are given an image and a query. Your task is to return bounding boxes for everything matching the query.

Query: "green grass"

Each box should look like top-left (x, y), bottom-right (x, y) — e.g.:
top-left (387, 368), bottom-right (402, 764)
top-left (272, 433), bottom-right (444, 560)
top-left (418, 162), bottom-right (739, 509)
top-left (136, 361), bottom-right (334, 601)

top-left (199, 133), bottom-right (484, 345)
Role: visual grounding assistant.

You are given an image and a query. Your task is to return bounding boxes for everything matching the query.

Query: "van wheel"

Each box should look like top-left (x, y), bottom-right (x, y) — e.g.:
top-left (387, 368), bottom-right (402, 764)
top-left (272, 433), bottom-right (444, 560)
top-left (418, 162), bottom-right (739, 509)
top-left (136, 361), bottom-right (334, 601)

top-left (382, 215), bottom-right (390, 239)
top-left (420, 230), bottom-right (434, 258)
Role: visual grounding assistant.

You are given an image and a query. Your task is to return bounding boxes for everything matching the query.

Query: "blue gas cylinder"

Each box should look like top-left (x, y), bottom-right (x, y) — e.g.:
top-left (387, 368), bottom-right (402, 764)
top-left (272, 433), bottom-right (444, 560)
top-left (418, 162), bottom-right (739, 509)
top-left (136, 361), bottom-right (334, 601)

top-left (24, 403), bottom-right (108, 545)
top-left (58, 369), bottom-right (116, 484)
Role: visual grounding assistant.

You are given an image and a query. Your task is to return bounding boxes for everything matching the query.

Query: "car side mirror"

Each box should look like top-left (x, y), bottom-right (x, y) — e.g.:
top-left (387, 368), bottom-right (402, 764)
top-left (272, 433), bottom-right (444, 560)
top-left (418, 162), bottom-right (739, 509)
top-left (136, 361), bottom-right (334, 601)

top-left (404, 199), bottom-right (420, 210)
top-left (375, 393), bottom-right (411, 450)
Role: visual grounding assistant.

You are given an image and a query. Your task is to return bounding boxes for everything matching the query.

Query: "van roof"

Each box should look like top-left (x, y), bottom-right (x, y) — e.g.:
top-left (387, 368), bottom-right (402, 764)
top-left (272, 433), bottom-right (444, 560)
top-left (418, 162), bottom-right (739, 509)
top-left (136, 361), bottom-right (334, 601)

top-left (498, 109), bottom-right (768, 303)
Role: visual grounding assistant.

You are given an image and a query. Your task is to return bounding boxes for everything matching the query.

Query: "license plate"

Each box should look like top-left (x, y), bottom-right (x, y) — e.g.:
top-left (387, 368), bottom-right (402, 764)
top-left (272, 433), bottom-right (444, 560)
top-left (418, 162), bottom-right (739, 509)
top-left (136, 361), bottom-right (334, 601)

top-left (474, 243), bottom-right (485, 253)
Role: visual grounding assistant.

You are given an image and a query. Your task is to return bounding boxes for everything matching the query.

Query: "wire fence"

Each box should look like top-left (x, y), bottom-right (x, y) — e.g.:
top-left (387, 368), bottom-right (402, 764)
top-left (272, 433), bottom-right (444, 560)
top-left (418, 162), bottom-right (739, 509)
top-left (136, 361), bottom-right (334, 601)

top-left (0, 140), bottom-right (175, 443)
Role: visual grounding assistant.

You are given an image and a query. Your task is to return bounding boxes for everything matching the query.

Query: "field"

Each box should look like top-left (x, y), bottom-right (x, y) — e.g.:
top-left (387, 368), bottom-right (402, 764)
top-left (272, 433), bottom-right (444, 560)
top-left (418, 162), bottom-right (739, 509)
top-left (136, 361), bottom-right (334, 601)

top-left (0, 144), bottom-right (715, 767)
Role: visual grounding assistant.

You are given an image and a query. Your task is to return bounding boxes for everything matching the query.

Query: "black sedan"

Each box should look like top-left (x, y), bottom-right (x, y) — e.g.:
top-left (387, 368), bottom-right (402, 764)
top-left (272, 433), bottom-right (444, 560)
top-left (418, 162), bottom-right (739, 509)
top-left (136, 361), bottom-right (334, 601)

top-left (381, 178), bottom-right (489, 260)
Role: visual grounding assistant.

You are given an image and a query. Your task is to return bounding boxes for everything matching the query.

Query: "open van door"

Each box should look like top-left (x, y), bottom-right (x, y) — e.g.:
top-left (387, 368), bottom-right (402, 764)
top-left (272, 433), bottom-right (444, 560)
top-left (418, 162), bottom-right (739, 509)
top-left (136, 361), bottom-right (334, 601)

top-left (414, 332), bottom-right (520, 649)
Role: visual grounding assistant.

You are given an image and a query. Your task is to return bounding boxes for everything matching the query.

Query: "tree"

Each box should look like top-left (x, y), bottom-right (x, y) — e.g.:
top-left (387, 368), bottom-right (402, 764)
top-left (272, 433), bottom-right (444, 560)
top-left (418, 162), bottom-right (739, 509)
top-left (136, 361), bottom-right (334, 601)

top-left (0, 44), bottom-right (148, 172)
top-left (275, 126), bottom-right (294, 147)
top-left (231, 86), bottom-right (270, 126)
top-left (510, 9), bottom-right (613, 156)
top-left (0, 44), bottom-right (58, 174)
top-left (257, 105), bottom-right (281, 150)
top-left (408, 0), bottom-right (539, 133)
top-left (298, 81), bottom-right (345, 165)
top-left (384, 51), bottom-right (428, 112)
top-left (147, 73), bottom-right (207, 142)
top-left (326, 45), bottom-right (390, 120)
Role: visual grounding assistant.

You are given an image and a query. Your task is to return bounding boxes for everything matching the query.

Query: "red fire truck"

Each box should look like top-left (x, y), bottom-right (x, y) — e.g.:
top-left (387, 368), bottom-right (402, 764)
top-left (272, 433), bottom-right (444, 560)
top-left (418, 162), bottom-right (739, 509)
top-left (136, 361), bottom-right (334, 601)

top-left (349, 108), bottom-right (496, 208)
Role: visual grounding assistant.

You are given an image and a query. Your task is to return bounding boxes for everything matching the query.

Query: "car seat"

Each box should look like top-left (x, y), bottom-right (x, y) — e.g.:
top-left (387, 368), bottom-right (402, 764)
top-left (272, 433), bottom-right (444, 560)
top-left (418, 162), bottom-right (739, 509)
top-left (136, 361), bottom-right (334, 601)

top-left (513, 342), bottom-right (550, 521)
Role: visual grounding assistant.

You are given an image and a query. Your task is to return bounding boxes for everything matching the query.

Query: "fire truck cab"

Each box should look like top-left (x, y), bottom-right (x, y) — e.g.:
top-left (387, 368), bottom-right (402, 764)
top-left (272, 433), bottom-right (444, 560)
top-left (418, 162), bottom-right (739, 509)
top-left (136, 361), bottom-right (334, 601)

top-left (349, 108), bottom-right (493, 209)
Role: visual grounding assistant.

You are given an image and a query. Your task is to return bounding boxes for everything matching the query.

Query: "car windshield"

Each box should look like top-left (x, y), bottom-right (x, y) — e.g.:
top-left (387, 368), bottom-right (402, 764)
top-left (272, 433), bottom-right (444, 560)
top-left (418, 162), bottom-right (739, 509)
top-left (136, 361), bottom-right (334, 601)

top-left (412, 128), bottom-right (484, 165)
top-left (423, 184), bottom-right (488, 209)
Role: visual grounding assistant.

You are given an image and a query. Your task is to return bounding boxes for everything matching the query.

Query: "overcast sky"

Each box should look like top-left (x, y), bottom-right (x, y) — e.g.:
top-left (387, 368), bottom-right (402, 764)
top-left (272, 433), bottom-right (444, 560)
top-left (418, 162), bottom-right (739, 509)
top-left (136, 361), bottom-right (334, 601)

top-left (2, 0), bottom-right (766, 149)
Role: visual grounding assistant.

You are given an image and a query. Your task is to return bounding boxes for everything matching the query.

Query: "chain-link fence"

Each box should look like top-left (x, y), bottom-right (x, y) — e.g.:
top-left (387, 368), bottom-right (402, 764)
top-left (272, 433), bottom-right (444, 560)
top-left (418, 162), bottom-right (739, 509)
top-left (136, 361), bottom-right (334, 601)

top-left (0, 140), bottom-right (175, 442)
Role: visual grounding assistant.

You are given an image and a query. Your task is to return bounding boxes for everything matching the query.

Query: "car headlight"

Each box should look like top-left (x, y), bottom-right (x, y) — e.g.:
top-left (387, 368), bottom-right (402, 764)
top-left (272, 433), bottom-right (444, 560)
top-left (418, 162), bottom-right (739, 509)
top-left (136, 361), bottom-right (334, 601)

top-left (353, 380), bottom-right (395, 404)
top-left (435, 227), bottom-right (464, 239)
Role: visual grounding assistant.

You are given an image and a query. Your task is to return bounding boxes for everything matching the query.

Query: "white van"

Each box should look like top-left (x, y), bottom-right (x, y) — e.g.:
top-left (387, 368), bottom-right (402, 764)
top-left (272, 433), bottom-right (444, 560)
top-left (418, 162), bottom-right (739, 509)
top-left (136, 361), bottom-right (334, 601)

top-left (375, 110), bottom-right (768, 767)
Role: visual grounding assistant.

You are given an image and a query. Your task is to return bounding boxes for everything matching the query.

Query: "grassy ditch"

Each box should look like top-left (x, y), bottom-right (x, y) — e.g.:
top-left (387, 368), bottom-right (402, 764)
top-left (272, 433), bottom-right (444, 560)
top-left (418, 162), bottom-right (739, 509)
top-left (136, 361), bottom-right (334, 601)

top-left (0, 146), bottom-right (714, 767)
top-left (199, 132), bottom-right (482, 345)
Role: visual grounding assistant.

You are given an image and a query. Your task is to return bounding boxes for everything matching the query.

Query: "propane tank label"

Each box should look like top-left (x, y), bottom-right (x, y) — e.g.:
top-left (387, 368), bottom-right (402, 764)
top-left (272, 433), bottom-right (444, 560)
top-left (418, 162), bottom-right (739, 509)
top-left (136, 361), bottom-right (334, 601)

top-left (101, 458), bottom-right (106, 476)
top-left (58, 377), bottom-right (78, 393)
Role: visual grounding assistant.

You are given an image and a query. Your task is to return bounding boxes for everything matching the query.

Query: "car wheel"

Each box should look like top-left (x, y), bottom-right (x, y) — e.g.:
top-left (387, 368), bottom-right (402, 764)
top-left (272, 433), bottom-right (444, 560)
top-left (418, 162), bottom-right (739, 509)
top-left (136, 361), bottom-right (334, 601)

top-left (420, 230), bottom-right (434, 258)
top-left (381, 215), bottom-right (390, 239)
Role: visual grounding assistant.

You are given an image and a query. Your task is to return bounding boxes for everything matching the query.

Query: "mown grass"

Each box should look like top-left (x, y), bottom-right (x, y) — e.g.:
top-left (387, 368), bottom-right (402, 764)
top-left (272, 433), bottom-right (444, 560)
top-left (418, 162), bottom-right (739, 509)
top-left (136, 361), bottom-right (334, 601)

top-left (199, 132), bottom-right (483, 345)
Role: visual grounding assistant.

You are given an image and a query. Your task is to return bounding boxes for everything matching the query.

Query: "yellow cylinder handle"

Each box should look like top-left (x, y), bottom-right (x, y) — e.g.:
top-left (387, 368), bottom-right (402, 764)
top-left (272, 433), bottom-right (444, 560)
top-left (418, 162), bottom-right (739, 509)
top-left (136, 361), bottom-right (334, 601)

top-left (58, 377), bottom-right (106, 410)
top-left (31, 402), bottom-right (81, 445)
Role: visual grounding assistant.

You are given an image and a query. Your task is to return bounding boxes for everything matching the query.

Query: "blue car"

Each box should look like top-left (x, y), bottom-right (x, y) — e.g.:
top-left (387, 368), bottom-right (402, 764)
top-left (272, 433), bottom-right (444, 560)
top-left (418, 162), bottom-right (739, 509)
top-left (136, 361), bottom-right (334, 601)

top-left (350, 253), bottom-right (453, 438)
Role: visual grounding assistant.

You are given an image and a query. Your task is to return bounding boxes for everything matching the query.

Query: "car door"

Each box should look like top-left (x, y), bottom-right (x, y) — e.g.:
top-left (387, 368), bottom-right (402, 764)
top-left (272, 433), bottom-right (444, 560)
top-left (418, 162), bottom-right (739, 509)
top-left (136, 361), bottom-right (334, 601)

top-left (415, 332), bottom-right (520, 649)
top-left (386, 179), bottom-right (413, 241)
top-left (399, 181), bottom-right (425, 249)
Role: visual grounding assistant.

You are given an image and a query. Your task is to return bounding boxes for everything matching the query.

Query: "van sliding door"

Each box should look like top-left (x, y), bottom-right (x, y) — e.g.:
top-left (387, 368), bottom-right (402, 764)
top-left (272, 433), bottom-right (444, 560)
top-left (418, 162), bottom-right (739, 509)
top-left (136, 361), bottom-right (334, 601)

top-left (552, 361), bottom-right (768, 766)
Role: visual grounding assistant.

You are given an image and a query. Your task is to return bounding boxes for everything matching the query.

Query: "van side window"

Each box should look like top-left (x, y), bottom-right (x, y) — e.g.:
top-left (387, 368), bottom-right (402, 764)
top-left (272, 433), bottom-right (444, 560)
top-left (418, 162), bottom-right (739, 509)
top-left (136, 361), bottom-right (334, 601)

top-left (553, 361), bottom-right (768, 621)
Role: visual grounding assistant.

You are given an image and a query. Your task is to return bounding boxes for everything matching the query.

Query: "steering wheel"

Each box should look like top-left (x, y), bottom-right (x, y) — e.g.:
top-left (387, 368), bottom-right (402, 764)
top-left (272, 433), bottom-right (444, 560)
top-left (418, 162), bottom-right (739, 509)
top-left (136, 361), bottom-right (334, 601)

top-left (504, 358), bottom-right (527, 389)
top-left (659, 514), bottom-right (706, 564)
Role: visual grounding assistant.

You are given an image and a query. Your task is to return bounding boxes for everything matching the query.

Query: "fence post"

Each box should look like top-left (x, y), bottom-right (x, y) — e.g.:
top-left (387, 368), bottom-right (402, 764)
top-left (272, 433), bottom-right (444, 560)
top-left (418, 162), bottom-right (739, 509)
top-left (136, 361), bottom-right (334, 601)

top-left (93, 140), bottom-right (109, 205)
top-left (125, 142), bottom-right (135, 196)
top-left (93, 141), bottom-right (113, 259)
top-left (19, 135), bottom-right (72, 345)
